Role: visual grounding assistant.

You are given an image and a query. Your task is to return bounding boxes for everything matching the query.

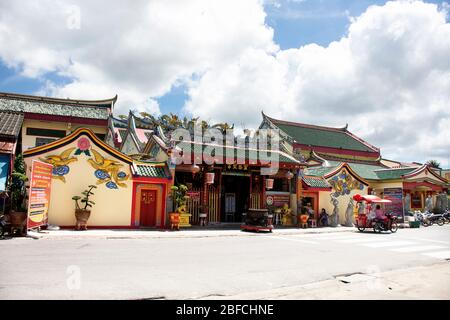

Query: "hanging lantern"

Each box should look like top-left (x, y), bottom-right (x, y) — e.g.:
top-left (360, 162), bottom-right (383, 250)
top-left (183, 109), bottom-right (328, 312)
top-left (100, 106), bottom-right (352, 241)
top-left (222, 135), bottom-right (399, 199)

top-left (206, 172), bottom-right (215, 184)
top-left (266, 178), bottom-right (274, 190)
top-left (285, 171), bottom-right (294, 180)
top-left (190, 164), bottom-right (200, 174)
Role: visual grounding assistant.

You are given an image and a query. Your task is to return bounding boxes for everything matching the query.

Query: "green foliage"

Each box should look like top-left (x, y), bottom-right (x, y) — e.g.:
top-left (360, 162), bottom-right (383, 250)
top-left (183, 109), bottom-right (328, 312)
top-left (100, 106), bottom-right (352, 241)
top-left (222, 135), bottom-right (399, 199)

top-left (72, 185), bottom-right (97, 210)
top-left (170, 184), bottom-right (189, 210)
top-left (426, 160), bottom-right (441, 169)
top-left (7, 154), bottom-right (28, 212)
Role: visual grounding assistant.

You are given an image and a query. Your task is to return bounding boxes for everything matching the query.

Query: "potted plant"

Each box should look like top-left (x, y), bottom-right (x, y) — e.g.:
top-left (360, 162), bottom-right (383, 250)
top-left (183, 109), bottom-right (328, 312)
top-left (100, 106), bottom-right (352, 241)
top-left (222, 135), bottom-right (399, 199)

top-left (72, 185), bottom-right (97, 230)
top-left (170, 184), bottom-right (191, 228)
top-left (7, 154), bottom-right (28, 235)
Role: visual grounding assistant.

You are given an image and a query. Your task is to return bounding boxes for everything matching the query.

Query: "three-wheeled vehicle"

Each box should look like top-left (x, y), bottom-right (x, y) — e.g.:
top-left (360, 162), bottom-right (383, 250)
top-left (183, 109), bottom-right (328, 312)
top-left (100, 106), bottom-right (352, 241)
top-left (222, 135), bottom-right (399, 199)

top-left (353, 194), bottom-right (398, 233)
top-left (241, 208), bottom-right (273, 233)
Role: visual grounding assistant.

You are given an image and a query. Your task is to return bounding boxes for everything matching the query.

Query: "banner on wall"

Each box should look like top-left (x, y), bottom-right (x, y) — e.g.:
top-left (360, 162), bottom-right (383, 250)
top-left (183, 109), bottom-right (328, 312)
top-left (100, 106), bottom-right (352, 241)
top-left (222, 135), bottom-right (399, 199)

top-left (383, 187), bottom-right (404, 222)
top-left (27, 160), bottom-right (53, 230)
top-left (266, 192), bottom-right (290, 207)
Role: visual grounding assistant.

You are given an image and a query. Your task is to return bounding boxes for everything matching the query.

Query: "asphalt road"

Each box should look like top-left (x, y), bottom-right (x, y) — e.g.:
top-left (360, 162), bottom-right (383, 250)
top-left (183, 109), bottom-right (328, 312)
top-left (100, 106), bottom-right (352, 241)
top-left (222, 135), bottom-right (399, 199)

top-left (1, 226), bottom-right (450, 299)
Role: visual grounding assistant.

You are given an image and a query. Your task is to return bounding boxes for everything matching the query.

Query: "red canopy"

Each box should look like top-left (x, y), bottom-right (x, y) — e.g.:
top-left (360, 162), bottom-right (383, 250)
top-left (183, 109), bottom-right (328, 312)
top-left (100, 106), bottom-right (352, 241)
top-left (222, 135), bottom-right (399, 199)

top-left (353, 194), bottom-right (392, 203)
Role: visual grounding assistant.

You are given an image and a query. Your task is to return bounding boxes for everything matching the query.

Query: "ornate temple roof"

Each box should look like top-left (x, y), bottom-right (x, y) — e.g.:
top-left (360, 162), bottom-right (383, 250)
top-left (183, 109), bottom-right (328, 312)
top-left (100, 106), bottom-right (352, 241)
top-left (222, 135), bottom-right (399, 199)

top-left (0, 111), bottom-right (24, 139)
top-left (0, 91), bottom-right (115, 120)
top-left (131, 161), bottom-right (171, 179)
top-left (262, 112), bottom-right (379, 153)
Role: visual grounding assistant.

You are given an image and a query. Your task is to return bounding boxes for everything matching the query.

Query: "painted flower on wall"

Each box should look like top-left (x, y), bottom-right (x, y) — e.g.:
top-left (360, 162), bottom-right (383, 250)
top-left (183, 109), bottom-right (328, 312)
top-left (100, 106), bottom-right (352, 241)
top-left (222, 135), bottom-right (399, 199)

top-left (329, 170), bottom-right (365, 197)
top-left (39, 135), bottom-right (129, 189)
top-left (87, 149), bottom-right (129, 189)
top-left (75, 137), bottom-right (91, 156)
top-left (40, 147), bottom-right (77, 183)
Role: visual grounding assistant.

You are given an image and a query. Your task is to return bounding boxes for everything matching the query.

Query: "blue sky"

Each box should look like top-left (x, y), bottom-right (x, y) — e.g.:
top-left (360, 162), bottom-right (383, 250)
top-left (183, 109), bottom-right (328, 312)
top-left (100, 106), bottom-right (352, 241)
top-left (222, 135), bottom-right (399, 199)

top-left (0, 0), bottom-right (442, 113)
top-left (0, 0), bottom-right (449, 165)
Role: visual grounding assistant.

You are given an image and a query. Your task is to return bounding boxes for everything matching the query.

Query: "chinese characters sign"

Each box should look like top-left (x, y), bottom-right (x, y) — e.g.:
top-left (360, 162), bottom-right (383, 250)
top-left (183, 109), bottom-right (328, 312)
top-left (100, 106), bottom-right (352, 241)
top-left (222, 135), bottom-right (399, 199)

top-left (27, 160), bottom-right (53, 229)
top-left (383, 188), bottom-right (404, 222)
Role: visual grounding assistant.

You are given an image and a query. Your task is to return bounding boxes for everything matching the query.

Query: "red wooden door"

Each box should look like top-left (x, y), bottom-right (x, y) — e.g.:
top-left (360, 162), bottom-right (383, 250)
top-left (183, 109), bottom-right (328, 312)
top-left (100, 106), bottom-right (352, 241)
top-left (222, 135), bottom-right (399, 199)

top-left (140, 190), bottom-right (157, 227)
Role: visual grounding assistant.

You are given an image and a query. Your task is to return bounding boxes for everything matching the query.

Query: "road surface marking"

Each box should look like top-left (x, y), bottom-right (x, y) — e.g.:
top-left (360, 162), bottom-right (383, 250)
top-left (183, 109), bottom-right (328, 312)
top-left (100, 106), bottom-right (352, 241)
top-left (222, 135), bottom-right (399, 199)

top-left (396, 236), bottom-right (450, 246)
top-left (336, 237), bottom-right (381, 244)
top-left (421, 250), bottom-right (450, 259)
top-left (362, 241), bottom-right (416, 248)
top-left (265, 236), bottom-right (319, 244)
top-left (389, 245), bottom-right (447, 253)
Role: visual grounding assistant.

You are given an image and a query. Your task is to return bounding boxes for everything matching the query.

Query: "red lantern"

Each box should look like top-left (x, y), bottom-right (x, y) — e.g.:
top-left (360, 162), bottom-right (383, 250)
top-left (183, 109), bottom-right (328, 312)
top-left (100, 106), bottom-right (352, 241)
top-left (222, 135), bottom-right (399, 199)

top-left (353, 194), bottom-right (362, 202)
top-left (206, 172), bottom-right (215, 184)
top-left (266, 178), bottom-right (274, 190)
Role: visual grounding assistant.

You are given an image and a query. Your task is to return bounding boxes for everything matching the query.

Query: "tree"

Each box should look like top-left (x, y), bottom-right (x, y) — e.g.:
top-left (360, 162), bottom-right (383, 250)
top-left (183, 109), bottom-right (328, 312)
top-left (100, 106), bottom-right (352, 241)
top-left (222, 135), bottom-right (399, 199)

top-left (426, 160), bottom-right (441, 169)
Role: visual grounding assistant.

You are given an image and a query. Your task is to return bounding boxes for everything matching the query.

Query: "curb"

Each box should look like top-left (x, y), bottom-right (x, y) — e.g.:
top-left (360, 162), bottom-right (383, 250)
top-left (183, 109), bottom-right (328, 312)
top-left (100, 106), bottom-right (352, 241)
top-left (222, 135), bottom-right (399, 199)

top-left (29, 227), bottom-right (356, 240)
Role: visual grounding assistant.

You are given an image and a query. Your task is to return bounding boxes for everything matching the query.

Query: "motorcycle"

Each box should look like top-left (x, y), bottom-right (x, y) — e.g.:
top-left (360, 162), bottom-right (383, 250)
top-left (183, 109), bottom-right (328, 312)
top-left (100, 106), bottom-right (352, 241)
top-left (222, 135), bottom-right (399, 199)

top-left (0, 214), bottom-right (12, 237)
top-left (415, 211), bottom-right (430, 227)
top-left (353, 194), bottom-right (398, 233)
top-left (373, 213), bottom-right (398, 233)
top-left (443, 210), bottom-right (450, 224)
top-left (426, 211), bottom-right (445, 226)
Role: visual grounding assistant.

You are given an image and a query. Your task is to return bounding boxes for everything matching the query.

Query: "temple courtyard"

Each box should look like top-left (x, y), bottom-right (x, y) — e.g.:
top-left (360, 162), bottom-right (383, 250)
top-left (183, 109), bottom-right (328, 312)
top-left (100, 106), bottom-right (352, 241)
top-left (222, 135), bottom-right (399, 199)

top-left (1, 226), bottom-right (450, 299)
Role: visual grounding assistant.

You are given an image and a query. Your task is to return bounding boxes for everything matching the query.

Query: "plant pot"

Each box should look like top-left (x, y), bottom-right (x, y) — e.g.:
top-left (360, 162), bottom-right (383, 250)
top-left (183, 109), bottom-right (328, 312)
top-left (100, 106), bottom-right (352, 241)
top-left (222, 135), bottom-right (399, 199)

top-left (169, 212), bottom-right (180, 230)
top-left (179, 213), bottom-right (192, 227)
top-left (10, 211), bottom-right (27, 235)
top-left (75, 209), bottom-right (91, 231)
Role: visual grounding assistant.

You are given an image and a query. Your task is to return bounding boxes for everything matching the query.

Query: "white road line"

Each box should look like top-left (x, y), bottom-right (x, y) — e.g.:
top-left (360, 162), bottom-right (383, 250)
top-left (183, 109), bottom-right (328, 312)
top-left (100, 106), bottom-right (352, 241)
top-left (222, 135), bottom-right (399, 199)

top-left (362, 241), bottom-right (416, 248)
top-left (336, 237), bottom-right (381, 244)
top-left (264, 236), bottom-right (319, 244)
top-left (309, 235), bottom-right (361, 240)
top-left (390, 245), bottom-right (447, 253)
top-left (422, 250), bottom-right (450, 259)
top-left (396, 236), bottom-right (450, 246)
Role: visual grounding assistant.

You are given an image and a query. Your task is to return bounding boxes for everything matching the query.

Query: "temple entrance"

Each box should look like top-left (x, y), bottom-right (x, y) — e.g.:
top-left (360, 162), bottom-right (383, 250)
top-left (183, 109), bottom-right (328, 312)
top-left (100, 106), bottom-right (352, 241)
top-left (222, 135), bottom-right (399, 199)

top-left (221, 175), bottom-right (250, 222)
top-left (140, 189), bottom-right (157, 227)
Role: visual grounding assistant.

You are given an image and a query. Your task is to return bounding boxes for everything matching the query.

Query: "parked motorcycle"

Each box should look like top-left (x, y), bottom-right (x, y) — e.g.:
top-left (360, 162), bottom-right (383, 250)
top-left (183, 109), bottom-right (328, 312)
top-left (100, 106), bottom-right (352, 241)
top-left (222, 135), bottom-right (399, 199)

top-left (443, 210), bottom-right (450, 224)
top-left (0, 214), bottom-right (12, 237)
top-left (427, 212), bottom-right (445, 226)
top-left (415, 211), bottom-right (430, 227)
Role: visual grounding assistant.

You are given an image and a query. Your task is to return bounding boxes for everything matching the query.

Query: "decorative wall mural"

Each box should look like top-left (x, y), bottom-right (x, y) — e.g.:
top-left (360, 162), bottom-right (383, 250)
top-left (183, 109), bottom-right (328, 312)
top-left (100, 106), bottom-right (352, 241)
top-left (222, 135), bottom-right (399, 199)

top-left (74, 137), bottom-right (91, 156)
top-left (40, 147), bottom-right (77, 182)
top-left (39, 137), bottom-right (129, 189)
top-left (329, 169), bottom-right (365, 197)
top-left (88, 149), bottom-right (129, 189)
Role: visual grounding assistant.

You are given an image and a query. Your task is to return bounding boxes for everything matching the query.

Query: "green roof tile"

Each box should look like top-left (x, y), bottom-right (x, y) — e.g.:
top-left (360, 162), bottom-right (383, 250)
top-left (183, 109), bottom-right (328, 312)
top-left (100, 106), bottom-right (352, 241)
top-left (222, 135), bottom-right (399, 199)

top-left (0, 97), bottom-right (109, 120)
top-left (134, 164), bottom-right (169, 178)
top-left (269, 118), bottom-right (377, 152)
top-left (374, 168), bottom-right (417, 180)
top-left (302, 176), bottom-right (331, 188)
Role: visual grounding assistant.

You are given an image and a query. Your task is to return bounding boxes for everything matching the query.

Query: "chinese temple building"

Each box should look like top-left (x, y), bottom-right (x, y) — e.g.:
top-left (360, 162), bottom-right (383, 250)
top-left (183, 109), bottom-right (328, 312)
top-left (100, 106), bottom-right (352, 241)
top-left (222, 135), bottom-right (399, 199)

top-left (260, 113), bottom-right (449, 222)
top-left (0, 91), bottom-right (116, 152)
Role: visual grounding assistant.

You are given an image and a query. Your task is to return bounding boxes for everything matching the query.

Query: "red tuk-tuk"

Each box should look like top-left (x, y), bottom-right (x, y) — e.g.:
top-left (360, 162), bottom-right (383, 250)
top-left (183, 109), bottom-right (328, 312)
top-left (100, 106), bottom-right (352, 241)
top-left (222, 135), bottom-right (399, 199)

top-left (353, 194), bottom-right (398, 233)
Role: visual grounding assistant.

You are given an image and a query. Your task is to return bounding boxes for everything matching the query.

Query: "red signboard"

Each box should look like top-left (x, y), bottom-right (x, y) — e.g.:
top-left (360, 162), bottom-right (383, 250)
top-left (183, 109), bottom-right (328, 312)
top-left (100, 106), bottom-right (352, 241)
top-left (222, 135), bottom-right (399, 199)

top-left (27, 160), bottom-right (53, 229)
top-left (186, 191), bottom-right (201, 201)
top-left (383, 187), bottom-right (404, 222)
top-left (266, 193), bottom-right (290, 207)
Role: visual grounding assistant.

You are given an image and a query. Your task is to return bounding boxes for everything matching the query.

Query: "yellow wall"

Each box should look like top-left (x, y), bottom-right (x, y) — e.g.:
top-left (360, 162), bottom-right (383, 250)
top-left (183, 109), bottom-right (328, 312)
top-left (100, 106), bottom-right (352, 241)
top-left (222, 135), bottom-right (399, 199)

top-left (319, 187), bottom-right (368, 223)
top-left (24, 137), bottom-right (132, 227)
top-left (22, 119), bottom-right (107, 152)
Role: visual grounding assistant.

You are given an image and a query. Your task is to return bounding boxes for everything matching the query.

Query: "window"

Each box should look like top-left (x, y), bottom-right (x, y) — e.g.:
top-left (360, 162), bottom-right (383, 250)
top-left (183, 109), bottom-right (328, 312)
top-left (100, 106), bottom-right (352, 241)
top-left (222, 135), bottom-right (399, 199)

top-left (35, 137), bottom-right (57, 147)
top-left (26, 127), bottom-right (66, 138)
top-left (273, 178), bottom-right (289, 192)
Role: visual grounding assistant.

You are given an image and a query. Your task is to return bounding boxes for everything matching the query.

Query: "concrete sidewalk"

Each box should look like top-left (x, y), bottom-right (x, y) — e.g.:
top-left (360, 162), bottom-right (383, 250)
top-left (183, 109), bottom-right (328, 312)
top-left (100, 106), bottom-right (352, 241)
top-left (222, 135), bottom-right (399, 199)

top-left (27, 225), bottom-right (356, 240)
top-left (201, 262), bottom-right (450, 300)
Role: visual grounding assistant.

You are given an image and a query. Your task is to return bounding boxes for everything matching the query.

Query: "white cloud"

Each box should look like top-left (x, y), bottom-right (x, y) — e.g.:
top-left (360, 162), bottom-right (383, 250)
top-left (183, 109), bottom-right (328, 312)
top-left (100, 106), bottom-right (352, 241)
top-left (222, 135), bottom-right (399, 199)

top-left (0, 0), bottom-right (276, 115)
top-left (0, 0), bottom-right (449, 165)
top-left (185, 0), bottom-right (450, 165)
